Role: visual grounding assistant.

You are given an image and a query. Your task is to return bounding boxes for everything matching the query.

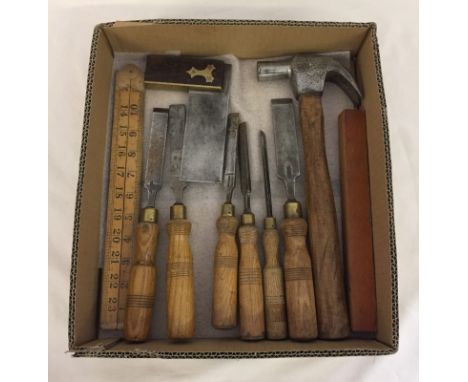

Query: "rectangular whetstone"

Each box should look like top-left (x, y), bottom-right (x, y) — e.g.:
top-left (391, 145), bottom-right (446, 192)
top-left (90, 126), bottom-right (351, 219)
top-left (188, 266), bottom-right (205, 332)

top-left (339, 110), bottom-right (377, 335)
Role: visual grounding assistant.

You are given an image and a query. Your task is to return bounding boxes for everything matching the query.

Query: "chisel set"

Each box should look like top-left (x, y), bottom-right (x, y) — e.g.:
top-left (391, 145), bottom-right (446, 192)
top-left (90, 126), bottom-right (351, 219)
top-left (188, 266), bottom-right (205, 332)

top-left (100, 53), bottom-right (378, 343)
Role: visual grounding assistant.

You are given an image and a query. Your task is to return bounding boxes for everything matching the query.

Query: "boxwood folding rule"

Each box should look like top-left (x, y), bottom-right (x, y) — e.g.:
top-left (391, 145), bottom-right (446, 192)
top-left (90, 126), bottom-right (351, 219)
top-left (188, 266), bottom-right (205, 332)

top-left (100, 64), bottom-right (144, 330)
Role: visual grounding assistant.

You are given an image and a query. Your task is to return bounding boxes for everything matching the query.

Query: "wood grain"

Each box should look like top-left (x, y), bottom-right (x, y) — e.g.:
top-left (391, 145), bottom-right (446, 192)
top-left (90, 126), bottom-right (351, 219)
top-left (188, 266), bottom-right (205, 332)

top-left (263, 228), bottom-right (287, 340)
top-left (212, 215), bottom-right (239, 329)
top-left (339, 109), bottom-right (377, 334)
top-left (166, 217), bottom-right (195, 340)
top-left (100, 64), bottom-right (143, 330)
top-left (299, 93), bottom-right (350, 339)
top-left (124, 222), bottom-right (158, 341)
top-left (238, 224), bottom-right (265, 340)
top-left (281, 217), bottom-right (318, 340)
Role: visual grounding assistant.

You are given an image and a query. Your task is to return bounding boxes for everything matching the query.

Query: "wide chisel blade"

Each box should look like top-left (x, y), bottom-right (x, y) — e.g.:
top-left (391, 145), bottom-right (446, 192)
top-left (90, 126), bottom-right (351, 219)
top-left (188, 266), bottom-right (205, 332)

top-left (180, 65), bottom-right (232, 184)
top-left (168, 104), bottom-right (188, 203)
top-left (271, 98), bottom-right (301, 201)
top-left (142, 108), bottom-right (169, 207)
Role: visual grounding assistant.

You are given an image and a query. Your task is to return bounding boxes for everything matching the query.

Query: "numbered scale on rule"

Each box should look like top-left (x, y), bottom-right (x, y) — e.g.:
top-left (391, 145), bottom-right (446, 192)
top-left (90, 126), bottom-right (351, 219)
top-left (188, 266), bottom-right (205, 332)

top-left (100, 65), bottom-right (144, 330)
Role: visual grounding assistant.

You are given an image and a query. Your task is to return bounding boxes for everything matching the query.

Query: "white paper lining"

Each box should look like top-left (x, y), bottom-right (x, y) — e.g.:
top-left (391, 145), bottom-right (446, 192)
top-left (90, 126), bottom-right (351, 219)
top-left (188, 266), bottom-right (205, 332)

top-left (99, 52), bottom-right (355, 339)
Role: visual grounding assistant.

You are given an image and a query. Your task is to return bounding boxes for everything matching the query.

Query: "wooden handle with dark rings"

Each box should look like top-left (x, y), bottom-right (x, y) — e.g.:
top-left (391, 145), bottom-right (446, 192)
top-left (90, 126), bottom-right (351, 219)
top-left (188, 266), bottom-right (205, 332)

top-left (281, 216), bottom-right (318, 340)
top-left (212, 212), bottom-right (239, 329)
top-left (124, 220), bottom-right (158, 342)
top-left (238, 224), bottom-right (265, 340)
top-left (166, 204), bottom-right (195, 340)
top-left (263, 227), bottom-right (287, 340)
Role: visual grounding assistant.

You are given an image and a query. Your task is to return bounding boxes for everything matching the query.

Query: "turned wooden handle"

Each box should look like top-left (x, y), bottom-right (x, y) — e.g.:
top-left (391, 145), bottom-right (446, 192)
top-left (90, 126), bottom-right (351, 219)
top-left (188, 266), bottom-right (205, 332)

top-left (166, 216), bottom-right (195, 339)
top-left (238, 224), bottom-right (265, 340)
top-left (124, 221), bottom-right (159, 342)
top-left (281, 217), bottom-right (317, 340)
top-left (212, 214), bottom-right (239, 329)
top-left (262, 228), bottom-right (287, 340)
top-left (299, 94), bottom-right (350, 339)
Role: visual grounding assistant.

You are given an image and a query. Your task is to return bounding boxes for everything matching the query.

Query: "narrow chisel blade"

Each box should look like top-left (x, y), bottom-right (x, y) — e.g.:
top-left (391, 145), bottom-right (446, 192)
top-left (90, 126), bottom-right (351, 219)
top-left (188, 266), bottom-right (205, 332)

top-left (238, 122), bottom-right (252, 213)
top-left (223, 113), bottom-right (240, 200)
top-left (142, 108), bottom-right (168, 207)
top-left (180, 65), bottom-right (231, 184)
top-left (259, 130), bottom-right (273, 217)
top-left (271, 98), bottom-right (301, 201)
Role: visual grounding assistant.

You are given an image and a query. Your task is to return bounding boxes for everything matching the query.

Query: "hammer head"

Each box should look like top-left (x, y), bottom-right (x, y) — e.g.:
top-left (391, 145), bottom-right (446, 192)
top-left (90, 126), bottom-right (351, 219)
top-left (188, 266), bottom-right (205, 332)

top-left (257, 54), bottom-right (361, 106)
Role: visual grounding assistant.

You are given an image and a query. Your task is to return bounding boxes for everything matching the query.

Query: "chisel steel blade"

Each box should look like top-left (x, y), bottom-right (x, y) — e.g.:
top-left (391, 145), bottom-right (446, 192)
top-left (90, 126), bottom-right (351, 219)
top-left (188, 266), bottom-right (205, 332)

top-left (259, 130), bottom-right (273, 217)
top-left (238, 122), bottom-right (252, 213)
top-left (271, 98), bottom-right (301, 201)
top-left (168, 104), bottom-right (188, 202)
top-left (223, 113), bottom-right (240, 200)
top-left (142, 108), bottom-right (168, 207)
top-left (180, 65), bottom-right (231, 184)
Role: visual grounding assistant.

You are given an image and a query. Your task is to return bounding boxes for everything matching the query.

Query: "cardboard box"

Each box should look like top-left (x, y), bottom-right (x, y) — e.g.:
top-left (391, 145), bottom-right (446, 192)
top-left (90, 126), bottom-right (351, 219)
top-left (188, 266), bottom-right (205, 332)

top-left (69, 19), bottom-right (398, 358)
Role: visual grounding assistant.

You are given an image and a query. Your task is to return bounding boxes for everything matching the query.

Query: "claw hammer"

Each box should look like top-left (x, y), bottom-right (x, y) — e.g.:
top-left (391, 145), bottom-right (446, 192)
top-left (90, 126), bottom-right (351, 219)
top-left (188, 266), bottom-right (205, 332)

top-left (257, 55), bottom-right (362, 339)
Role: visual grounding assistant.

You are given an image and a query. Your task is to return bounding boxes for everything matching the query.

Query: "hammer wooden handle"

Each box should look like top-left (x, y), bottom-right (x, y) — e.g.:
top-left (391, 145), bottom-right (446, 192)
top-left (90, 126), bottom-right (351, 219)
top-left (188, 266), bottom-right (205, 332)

top-left (124, 221), bottom-right (158, 341)
top-left (166, 212), bottom-right (195, 339)
top-left (299, 94), bottom-right (350, 339)
top-left (281, 217), bottom-right (318, 340)
top-left (263, 228), bottom-right (287, 340)
top-left (238, 224), bottom-right (265, 340)
top-left (212, 214), bottom-right (239, 329)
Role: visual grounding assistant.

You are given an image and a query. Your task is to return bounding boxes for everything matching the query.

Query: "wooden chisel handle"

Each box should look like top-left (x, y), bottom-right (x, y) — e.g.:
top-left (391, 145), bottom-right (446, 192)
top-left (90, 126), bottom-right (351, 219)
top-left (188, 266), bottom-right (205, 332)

top-left (263, 226), bottom-right (287, 340)
top-left (166, 203), bottom-right (195, 340)
top-left (124, 208), bottom-right (159, 342)
top-left (299, 94), bottom-right (350, 339)
top-left (281, 215), bottom-right (317, 340)
top-left (212, 204), bottom-right (239, 329)
top-left (238, 223), bottom-right (265, 340)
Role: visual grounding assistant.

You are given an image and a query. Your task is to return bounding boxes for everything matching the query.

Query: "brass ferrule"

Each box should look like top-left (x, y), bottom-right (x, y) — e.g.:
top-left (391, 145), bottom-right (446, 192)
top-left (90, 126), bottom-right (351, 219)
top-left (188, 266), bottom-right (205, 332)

top-left (170, 203), bottom-right (186, 220)
top-left (221, 203), bottom-right (235, 217)
top-left (141, 207), bottom-right (157, 223)
top-left (264, 216), bottom-right (277, 229)
top-left (241, 212), bottom-right (255, 226)
top-left (284, 201), bottom-right (302, 218)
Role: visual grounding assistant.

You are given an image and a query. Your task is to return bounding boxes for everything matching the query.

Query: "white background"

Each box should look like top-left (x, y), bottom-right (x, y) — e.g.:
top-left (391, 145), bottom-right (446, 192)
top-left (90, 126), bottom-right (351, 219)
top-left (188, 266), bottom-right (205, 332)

top-left (47, 0), bottom-right (419, 380)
